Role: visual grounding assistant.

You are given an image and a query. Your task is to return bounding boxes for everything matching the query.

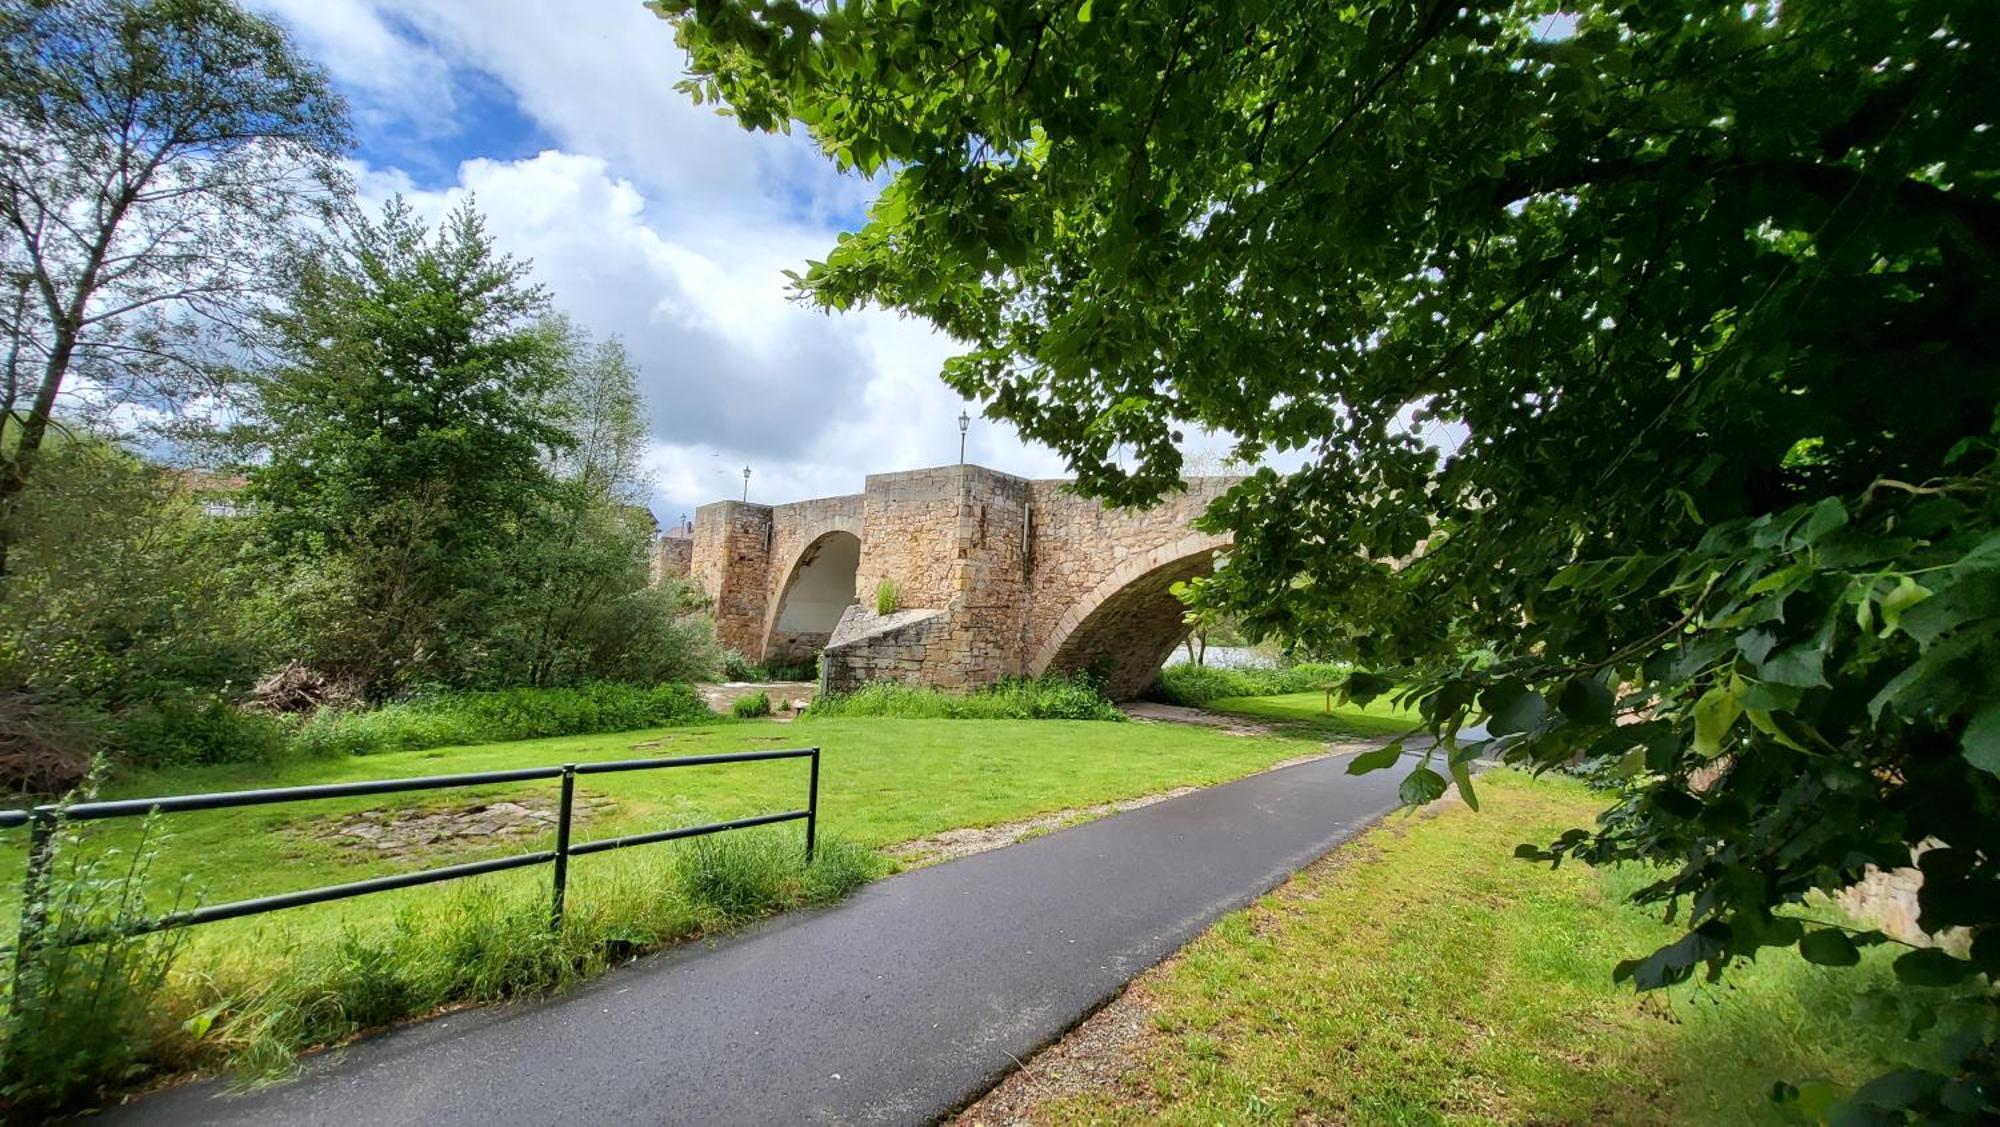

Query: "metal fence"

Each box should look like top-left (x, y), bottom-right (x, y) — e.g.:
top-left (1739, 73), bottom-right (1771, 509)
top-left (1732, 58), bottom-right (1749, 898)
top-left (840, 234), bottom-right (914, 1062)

top-left (1, 747), bottom-right (821, 955)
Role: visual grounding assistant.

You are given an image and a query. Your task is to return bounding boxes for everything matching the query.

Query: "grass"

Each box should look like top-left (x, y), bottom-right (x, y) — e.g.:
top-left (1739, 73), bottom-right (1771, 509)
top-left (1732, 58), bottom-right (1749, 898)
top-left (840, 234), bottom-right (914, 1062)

top-left (1204, 690), bottom-right (1415, 739)
top-left (1030, 771), bottom-right (1944, 1126)
top-left (0, 714), bottom-right (1327, 1096)
top-left (806, 675), bottom-right (1123, 721)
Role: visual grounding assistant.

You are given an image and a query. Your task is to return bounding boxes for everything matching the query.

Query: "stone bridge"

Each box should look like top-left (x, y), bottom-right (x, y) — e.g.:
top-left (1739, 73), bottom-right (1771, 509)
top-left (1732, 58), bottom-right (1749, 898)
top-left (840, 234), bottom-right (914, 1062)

top-left (655, 465), bottom-right (1235, 699)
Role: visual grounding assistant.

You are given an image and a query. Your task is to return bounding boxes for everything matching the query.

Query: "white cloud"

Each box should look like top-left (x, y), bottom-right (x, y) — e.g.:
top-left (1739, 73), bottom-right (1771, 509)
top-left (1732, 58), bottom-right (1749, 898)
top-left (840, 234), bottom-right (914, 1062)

top-left (355, 150), bottom-right (1068, 520)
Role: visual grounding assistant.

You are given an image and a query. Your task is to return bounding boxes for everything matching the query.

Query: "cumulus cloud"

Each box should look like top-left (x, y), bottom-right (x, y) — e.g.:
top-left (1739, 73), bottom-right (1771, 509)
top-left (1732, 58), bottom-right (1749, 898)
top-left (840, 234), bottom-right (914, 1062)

top-left (358, 149), bottom-right (1068, 519)
top-left (256, 0), bottom-right (1296, 524)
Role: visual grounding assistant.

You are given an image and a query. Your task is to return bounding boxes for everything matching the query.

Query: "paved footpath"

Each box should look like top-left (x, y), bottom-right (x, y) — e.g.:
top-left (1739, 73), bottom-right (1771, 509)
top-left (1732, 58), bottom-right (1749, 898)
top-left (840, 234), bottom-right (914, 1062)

top-left (117, 747), bottom-right (1421, 1126)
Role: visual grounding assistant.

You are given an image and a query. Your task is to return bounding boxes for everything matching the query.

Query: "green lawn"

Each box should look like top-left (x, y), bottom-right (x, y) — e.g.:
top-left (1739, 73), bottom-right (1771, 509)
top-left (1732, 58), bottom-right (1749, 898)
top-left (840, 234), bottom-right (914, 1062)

top-left (2, 715), bottom-right (1325, 946)
top-left (1205, 690), bottom-right (1416, 738)
top-left (1026, 771), bottom-right (1938, 1125)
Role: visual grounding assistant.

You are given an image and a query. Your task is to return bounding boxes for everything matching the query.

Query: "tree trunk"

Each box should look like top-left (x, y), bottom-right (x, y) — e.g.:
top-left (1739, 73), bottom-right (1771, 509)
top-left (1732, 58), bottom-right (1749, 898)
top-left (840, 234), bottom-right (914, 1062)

top-left (0, 327), bottom-right (79, 578)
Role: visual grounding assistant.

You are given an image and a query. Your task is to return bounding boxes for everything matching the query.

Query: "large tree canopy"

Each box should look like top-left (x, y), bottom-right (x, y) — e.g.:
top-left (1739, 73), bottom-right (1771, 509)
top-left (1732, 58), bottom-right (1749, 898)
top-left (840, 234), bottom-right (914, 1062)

top-left (662, 0), bottom-right (1999, 1114)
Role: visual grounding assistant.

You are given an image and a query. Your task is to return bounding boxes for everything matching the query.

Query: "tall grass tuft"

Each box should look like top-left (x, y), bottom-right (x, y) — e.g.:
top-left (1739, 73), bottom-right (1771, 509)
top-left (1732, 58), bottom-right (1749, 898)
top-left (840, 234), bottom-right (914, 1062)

top-left (0, 815), bottom-right (188, 1119)
top-left (807, 674), bottom-right (1122, 721)
top-left (292, 682), bottom-right (711, 757)
top-left (874, 578), bottom-right (901, 616)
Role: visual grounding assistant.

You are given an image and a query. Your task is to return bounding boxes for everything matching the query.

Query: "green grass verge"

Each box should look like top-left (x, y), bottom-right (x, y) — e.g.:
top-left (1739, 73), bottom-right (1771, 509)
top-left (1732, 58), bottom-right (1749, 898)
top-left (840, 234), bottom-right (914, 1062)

top-left (1203, 690), bottom-right (1415, 739)
top-left (1032, 771), bottom-right (1943, 1125)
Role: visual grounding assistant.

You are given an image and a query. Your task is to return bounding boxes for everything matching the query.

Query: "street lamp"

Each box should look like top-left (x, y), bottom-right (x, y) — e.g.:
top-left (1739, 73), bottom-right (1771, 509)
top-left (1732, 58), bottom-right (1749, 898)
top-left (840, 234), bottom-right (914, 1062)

top-left (957, 409), bottom-right (971, 465)
top-left (742, 465), bottom-right (751, 502)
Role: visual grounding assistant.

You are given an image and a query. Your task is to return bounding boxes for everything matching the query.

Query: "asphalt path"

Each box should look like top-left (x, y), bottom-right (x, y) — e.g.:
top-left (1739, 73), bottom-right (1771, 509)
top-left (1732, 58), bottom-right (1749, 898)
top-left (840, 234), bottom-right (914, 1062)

top-left (114, 743), bottom-right (1430, 1126)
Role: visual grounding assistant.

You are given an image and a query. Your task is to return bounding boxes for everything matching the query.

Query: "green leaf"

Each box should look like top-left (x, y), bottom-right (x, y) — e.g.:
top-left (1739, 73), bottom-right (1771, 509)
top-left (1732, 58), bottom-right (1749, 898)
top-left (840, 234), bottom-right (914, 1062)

top-left (1338, 671), bottom-right (1394, 706)
top-left (1346, 742), bottom-right (1403, 775)
top-left (1557, 675), bottom-right (1614, 726)
top-left (1398, 766), bottom-right (1448, 806)
top-left (1797, 928), bottom-right (1859, 966)
top-left (1759, 644), bottom-right (1827, 689)
top-left (1076, 0), bottom-right (1092, 21)
top-left (1964, 703), bottom-right (2000, 775)
top-left (1448, 754), bottom-right (1479, 811)
top-left (1798, 497), bottom-right (1847, 544)
top-left (1891, 947), bottom-right (1973, 987)
top-left (1877, 576), bottom-right (1933, 637)
top-left (1692, 683), bottom-right (1742, 758)
top-left (1481, 682), bottom-right (1547, 735)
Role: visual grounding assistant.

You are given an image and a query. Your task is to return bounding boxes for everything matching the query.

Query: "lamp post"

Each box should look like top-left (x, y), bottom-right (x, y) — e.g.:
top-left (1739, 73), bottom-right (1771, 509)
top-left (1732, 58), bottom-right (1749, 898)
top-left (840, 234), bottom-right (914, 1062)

top-left (742, 465), bottom-right (751, 502)
top-left (957, 409), bottom-right (970, 465)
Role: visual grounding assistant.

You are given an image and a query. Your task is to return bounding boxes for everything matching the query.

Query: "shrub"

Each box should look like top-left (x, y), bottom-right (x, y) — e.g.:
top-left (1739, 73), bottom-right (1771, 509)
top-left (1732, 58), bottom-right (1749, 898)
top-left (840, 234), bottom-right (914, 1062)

top-left (1147, 661), bottom-right (1353, 708)
top-left (807, 674), bottom-right (1122, 721)
top-left (730, 692), bottom-right (773, 719)
top-left (874, 577), bottom-right (901, 616)
top-left (292, 682), bottom-right (709, 757)
top-left (0, 815), bottom-right (188, 1117)
top-left (112, 692), bottom-right (292, 769)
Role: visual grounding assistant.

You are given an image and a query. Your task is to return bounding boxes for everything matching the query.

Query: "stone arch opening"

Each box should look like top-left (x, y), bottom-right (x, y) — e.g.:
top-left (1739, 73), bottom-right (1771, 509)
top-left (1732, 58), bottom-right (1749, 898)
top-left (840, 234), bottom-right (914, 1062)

top-left (763, 531), bottom-right (861, 667)
top-left (1030, 536), bottom-right (1226, 700)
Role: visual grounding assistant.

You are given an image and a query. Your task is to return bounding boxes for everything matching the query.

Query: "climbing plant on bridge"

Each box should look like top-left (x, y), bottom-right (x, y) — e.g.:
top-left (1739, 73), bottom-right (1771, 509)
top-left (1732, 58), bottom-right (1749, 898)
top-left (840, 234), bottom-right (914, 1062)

top-left (656, 0), bottom-right (2000, 1115)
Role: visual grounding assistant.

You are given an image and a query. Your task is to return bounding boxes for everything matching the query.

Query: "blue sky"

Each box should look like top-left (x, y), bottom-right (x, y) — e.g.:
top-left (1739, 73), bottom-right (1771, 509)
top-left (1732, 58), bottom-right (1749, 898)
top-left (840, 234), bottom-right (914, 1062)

top-left (247, 0), bottom-right (1071, 524)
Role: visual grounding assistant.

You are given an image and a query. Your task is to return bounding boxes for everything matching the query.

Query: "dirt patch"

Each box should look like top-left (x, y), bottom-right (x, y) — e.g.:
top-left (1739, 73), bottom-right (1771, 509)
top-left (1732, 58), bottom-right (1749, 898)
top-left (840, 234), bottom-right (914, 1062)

top-left (1116, 700), bottom-right (1275, 736)
top-left (957, 982), bottom-right (1162, 1126)
top-left (305, 795), bottom-right (616, 857)
top-left (889, 789), bottom-right (1202, 866)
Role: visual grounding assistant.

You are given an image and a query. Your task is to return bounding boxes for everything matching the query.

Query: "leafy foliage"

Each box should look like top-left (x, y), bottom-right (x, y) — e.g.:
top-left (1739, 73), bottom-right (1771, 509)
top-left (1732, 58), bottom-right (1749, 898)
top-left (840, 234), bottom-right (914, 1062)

top-left (663, 0), bottom-right (2000, 1112)
top-left (0, 0), bottom-right (349, 568)
top-left (244, 198), bottom-right (569, 697)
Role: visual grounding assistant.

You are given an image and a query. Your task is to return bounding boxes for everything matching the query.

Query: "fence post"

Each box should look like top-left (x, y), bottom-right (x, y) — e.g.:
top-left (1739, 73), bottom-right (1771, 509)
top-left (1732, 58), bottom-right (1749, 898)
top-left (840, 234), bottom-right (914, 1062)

top-left (805, 748), bottom-right (820, 863)
top-left (10, 812), bottom-right (56, 1012)
top-left (550, 766), bottom-right (576, 930)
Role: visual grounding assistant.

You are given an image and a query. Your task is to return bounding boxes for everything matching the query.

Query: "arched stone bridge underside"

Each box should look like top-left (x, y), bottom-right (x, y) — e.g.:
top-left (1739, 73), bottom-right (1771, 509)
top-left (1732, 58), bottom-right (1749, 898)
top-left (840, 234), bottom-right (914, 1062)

top-left (661, 465), bottom-right (1235, 699)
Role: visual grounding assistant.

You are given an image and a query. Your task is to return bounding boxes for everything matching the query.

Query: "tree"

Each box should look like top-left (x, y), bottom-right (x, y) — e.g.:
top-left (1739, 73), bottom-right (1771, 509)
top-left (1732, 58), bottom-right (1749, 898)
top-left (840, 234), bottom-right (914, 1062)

top-left (484, 316), bottom-right (723, 688)
top-left (245, 198), bottom-right (568, 696)
top-left (0, 0), bottom-right (349, 570)
top-left (661, 0), bottom-right (1999, 1114)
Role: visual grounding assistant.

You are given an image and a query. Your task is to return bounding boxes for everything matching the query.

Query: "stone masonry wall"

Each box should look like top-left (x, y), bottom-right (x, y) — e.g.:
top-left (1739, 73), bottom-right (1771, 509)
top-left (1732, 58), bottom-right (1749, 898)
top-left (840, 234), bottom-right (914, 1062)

top-left (649, 535), bottom-right (692, 585)
top-left (692, 500), bottom-right (773, 657)
top-left (688, 465), bottom-right (1238, 697)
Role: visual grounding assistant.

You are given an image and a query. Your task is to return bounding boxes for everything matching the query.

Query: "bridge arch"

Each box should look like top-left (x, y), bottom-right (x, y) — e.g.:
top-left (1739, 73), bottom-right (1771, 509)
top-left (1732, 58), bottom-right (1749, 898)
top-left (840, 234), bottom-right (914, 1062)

top-left (762, 526), bottom-right (862, 667)
top-left (1028, 531), bottom-right (1230, 699)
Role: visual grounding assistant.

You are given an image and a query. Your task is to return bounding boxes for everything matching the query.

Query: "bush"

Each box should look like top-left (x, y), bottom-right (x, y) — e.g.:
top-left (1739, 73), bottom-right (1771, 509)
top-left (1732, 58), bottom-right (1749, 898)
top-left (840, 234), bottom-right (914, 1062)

top-left (730, 692), bottom-right (773, 719)
top-left (1147, 661), bottom-right (1353, 708)
top-left (293, 682), bottom-right (710, 757)
top-left (807, 674), bottom-right (1123, 721)
top-left (0, 815), bottom-right (187, 1118)
top-left (112, 692), bottom-right (292, 769)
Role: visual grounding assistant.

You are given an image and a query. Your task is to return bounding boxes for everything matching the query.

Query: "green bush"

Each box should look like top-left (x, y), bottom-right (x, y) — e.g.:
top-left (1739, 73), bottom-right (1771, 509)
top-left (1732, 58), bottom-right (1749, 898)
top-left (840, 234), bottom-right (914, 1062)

top-left (1147, 661), bottom-right (1353, 708)
top-left (112, 692), bottom-right (292, 769)
top-left (730, 692), bottom-right (773, 719)
top-left (293, 682), bottom-right (709, 757)
top-left (807, 674), bottom-right (1123, 721)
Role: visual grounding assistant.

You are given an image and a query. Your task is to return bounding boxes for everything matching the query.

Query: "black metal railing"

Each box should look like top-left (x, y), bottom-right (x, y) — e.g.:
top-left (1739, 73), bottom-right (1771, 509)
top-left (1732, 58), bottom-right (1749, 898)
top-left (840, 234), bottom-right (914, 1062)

top-left (0, 746), bottom-right (821, 954)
